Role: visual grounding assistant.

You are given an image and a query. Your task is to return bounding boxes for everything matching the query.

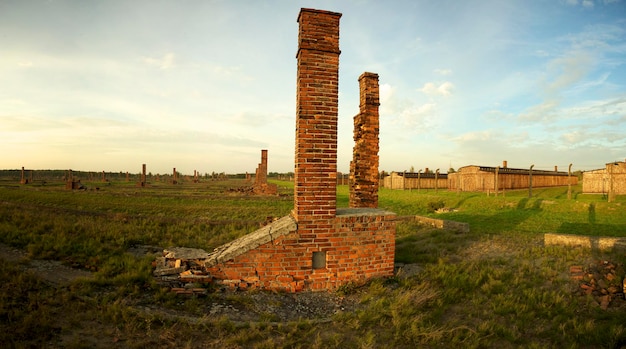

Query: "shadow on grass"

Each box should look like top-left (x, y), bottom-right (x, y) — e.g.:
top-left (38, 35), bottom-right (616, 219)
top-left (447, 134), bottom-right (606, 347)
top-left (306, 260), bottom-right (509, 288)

top-left (396, 198), bottom-right (546, 264)
top-left (451, 194), bottom-right (480, 210)
top-left (556, 202), bottom-right (626, 237)
top-left (442, 197), bottom-right (544, 236)
top-left (556, 222), bottom-right (626, 237)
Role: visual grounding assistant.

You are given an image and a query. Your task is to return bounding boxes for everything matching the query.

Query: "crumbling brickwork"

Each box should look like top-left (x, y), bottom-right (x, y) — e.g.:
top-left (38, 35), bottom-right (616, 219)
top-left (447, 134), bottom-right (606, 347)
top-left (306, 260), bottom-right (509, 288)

top-left (350, 72), bottom-right (380, 208)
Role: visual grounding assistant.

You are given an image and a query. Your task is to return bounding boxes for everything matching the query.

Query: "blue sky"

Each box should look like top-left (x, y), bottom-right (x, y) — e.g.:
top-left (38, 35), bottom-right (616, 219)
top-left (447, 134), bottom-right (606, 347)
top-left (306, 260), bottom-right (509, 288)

top-left (1, 0), bottom-right (625, 175)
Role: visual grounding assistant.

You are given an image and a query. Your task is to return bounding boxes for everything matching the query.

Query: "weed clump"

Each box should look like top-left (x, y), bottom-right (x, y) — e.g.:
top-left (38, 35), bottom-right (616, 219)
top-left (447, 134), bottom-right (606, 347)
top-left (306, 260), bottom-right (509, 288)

top-left (427, 200), bottom-right (445, 213)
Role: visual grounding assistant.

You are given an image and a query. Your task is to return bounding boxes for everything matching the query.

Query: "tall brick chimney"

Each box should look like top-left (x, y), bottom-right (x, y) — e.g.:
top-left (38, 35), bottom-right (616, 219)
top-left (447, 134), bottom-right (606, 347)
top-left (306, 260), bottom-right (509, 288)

top-left (350, 72), bottom-right (380, 208)
top-left (159, 8), bottom-right (395, 293)
top-left (293, 8), bottom-right (342, 222)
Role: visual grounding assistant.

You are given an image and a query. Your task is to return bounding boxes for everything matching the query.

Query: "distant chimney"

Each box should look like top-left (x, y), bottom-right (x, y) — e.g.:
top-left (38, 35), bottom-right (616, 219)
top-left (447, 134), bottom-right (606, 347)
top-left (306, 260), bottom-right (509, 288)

top-left (555, 165), bottom-right (558, 172)
top-left (503, 160), bottom-right (508, 168)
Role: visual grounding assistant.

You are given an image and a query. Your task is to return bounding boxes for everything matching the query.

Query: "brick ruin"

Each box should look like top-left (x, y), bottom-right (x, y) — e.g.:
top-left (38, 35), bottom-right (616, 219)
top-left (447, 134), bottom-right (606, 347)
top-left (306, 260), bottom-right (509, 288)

top-left (65, 169), bottom-right (83, 190)
top-left (155, 8), bottom-right (396, 293)
top-left (137, 164), bottom-right (147, 187)
top-left (20, 167), bottom-right (29, 185)
top-left (350, 72), bottom-right (380, 208)
top-left (252, 149), bottom-right (278, 195)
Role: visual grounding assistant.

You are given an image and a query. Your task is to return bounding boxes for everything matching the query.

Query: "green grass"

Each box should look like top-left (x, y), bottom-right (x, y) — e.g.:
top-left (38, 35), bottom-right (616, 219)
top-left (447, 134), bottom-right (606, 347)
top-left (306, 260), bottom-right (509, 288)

top-left (1, 179), bottom-right (625, 348)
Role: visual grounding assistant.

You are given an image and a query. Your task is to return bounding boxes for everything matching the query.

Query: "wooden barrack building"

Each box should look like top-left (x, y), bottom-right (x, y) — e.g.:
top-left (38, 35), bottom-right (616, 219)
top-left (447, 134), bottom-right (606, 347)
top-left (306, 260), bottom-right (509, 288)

top-left (447, 161), bottom-right (578, 193)
top-left (383, 170), bottom-right (448, 190)
top-left (582, 160), bottom-right (626, 196)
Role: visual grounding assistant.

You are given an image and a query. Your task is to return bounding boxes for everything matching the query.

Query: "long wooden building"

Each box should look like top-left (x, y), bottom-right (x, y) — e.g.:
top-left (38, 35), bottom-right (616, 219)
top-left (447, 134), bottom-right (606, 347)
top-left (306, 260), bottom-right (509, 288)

top-left (582, 160), bottom-right (626, 196)
top-left (383, 170), bottom-right (448, 190)
top-left (447, 161), bottom-right (577, 193)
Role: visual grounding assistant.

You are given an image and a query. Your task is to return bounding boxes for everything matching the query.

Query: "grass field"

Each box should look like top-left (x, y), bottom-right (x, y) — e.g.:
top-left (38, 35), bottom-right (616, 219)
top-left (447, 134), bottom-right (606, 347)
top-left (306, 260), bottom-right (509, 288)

top-left (1, 178), bottom-right (625, 348)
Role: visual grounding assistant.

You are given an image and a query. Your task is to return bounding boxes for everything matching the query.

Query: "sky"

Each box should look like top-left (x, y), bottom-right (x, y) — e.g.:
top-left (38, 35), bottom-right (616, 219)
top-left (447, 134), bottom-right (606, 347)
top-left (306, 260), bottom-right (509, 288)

top-left (1, 0), bottom-right (625, 175)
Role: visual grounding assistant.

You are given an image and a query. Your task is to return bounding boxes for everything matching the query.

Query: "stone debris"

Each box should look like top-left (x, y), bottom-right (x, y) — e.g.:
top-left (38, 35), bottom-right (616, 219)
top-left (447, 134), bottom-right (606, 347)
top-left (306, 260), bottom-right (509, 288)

top-left (152, 247), bottom-right (213, 295)
top-left (570, 260), bottom-right (625, 310)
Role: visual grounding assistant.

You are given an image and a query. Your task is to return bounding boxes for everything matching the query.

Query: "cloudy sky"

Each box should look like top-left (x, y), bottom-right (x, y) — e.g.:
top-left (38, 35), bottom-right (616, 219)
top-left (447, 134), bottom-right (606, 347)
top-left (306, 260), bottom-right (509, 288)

top-left (1, 0), bottom-right (625, 175)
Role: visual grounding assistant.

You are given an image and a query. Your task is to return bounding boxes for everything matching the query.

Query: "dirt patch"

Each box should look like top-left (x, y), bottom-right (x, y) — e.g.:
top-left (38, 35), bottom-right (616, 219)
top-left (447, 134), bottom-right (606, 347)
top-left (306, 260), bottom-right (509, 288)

top-left (137, 289), bottom-right (359, 325)
top-left (0, 243), bottom-right (93, 286)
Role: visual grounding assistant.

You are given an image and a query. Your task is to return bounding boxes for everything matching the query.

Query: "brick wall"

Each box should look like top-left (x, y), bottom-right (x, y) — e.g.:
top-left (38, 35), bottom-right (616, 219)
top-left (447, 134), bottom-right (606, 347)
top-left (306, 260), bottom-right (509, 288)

top-left (204, 209), bottom-right (396, 292)
top-left (350, 72), bottom-right (380, 208)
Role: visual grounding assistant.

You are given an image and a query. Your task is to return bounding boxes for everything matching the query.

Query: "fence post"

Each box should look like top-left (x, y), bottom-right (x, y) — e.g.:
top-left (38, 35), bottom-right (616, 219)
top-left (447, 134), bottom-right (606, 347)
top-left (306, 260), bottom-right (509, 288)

top-left (529, 164), bottom-right (535, 198)
top-left (608, 163), bottom-right (616, 203)
top-left (495, 166), bottom-right (499, 197)
top-left (403, 170), bottom-right (406, 190)
top-left (568, 163), bottom-right (572, 200)
top-left (418, 170), bottom-right (422, 193)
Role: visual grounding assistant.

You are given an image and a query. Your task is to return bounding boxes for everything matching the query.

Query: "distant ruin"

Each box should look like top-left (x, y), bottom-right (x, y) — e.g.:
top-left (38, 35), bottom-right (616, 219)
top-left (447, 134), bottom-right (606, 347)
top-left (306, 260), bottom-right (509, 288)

top-left (252, 149), bottom-right (277, 195)
top-left (155, 8), bottom-right (396, 292)
top-left (137, 164), bottom-right (147, 187)
top-left (19, 167), bottom-right (29, 185)
top-left (65, 169), bottom-right (83, 190)
top-left (172, 167), bottom-right (178, 184)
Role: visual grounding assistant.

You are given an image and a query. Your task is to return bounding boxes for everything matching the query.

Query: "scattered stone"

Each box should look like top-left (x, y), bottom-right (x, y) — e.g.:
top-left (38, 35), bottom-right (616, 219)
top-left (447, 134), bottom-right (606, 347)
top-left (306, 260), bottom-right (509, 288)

top-left (571, 260), bottom-right (625, 310)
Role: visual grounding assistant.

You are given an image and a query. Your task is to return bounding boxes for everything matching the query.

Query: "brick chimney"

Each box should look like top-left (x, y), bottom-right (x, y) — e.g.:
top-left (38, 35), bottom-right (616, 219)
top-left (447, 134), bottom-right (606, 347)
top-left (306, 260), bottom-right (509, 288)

top-left (161, 8), bottom-right (395, 293)
top-left (293, 8), bottom-right (342, 222)
top-left (350, 72), bottom-right (380, 208)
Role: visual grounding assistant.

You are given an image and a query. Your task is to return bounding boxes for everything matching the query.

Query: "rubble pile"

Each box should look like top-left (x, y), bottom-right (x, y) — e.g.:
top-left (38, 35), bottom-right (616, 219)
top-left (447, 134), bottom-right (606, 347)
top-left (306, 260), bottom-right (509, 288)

top-left (570, 260), bottom-right (625, 310)
top-left (152, 247), bottom-right (212, 296)
top-left (226, 186), bottom-right (255, 194)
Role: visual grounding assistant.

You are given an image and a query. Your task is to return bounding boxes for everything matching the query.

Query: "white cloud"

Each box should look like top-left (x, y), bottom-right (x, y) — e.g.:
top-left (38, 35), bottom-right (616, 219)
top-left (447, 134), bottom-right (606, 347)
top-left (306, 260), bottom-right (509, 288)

top-left (379, 83), bottom-right (438, 133)
top-left (434, 68), bottom-right (452, 76)
top-left (398, 103), bottom-right (436, 126)
top-left (582, 0), bottom-right (595, 7)
top-left (545, 51), bottom-right (593, 95)
top-left (141, 52), bottom-right (175, 69)
top-left (454, 130), bottom-right (494, 142)
top-left (379, 83), bottom-right (394, 104)
top-left (420, 81), bottom-right (455, 97)
top-left (517, 100), bottom-right (560, 122)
